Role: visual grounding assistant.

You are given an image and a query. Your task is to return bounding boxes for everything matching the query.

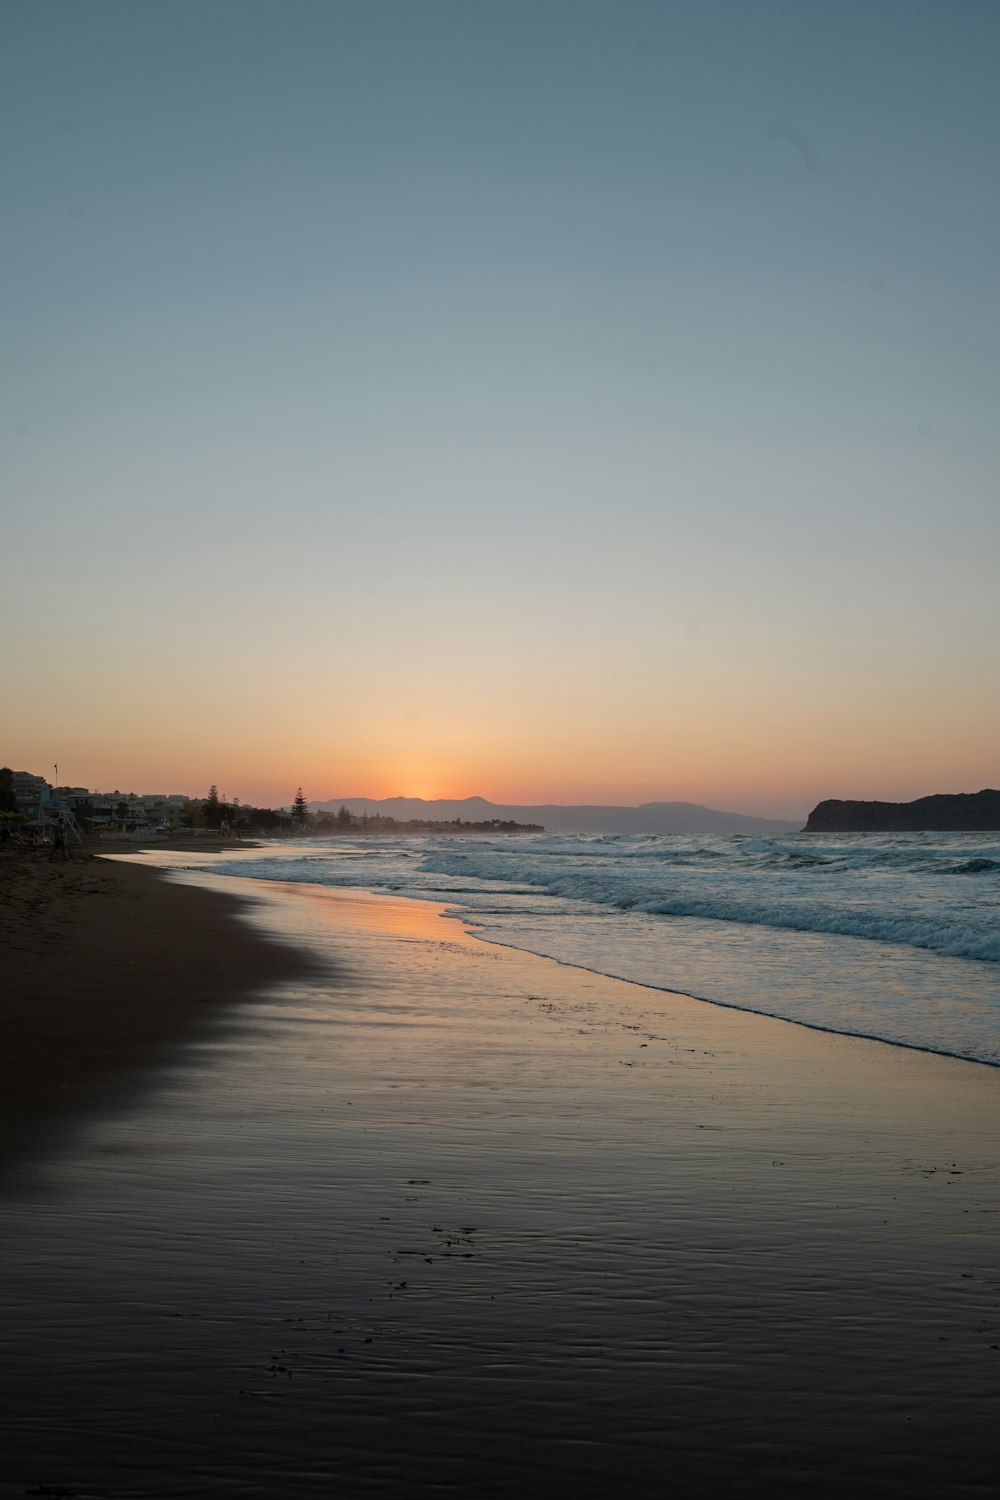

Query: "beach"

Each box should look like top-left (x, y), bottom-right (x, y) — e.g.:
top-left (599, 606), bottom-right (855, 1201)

top-left (2, 851), bottom-right (1000, 1497)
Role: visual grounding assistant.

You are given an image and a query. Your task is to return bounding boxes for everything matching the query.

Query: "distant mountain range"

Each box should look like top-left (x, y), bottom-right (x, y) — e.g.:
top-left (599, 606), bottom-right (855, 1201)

top-left (310, 795), bottom-right (801, 835)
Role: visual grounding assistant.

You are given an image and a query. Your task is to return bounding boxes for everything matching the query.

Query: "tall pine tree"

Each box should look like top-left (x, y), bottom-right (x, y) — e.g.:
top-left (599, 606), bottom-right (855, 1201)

top-left (203, 785), bottom-right (223, 828)
top-left (291, 788), bottom-right (309, 829)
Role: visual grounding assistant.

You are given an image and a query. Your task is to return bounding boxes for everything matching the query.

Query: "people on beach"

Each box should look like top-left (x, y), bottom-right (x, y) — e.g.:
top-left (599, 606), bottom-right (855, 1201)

top-left (49, 826), bottom-right (69, 861)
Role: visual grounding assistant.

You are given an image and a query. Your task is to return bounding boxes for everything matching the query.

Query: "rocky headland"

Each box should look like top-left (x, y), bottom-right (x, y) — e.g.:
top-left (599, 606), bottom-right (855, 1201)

top-left (805, 789), bottom-right (1000, 833)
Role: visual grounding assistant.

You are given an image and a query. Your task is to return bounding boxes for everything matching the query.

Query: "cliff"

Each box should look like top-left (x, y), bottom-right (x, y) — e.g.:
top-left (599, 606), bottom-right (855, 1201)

top-left (805, 789), bottom-right (1000, 833)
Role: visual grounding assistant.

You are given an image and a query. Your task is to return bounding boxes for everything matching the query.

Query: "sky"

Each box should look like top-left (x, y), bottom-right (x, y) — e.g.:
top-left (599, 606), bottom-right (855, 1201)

top-left (3, 0), bottom-right (998, 819)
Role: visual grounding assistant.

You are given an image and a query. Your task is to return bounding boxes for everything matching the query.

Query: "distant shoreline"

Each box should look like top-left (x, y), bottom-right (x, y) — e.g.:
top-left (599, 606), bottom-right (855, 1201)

top-left (310, 795), bottom-right (801, 835)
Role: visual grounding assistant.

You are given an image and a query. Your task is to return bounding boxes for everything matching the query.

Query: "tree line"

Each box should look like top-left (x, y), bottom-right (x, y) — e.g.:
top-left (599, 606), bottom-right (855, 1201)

top-left (196, 787), bottom-right (542, 836)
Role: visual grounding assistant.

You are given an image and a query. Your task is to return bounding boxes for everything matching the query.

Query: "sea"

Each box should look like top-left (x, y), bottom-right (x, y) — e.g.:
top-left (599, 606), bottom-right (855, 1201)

top-left (203, 829), bottom-right (1000, 1067)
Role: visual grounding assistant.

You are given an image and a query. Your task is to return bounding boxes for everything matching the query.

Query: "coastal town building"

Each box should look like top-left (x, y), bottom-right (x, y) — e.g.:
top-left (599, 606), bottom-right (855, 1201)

top-left (11, 771), bottom-right (52, 820)
top-left (6, 774), bottom-right (277, 835)
top-left (9, 772), bottom-right (198, 833)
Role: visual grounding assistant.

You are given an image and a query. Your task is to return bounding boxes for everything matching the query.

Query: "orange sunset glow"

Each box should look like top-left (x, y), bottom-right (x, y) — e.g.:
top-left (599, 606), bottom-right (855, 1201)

top-left (3, 0), bottom-right (996, 823)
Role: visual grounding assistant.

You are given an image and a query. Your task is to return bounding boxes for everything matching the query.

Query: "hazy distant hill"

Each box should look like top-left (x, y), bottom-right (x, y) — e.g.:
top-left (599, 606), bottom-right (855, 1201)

top-left (311, 796), bottom-right (800, 835)
top-left (806, 790), bottom-right (1000, 832)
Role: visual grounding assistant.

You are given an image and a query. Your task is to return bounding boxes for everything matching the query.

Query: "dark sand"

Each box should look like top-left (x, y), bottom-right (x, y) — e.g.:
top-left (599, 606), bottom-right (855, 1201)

top-left (0, 848), bottom-right (313, 1170)
top-left (2, 858), bottom-right (999, 1497)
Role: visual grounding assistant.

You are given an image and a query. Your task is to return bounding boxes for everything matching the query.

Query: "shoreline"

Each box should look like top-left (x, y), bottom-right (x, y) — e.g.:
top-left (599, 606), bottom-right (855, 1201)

top-left (465, 925), bottom-right (1000, 1071)
top-left (131, 831), bottom-right (1000, 1068)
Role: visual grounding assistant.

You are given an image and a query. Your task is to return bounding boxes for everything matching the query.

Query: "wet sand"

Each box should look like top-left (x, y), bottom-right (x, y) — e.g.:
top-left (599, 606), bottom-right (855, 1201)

top-left (2, 860), bottom-right (999, 1496)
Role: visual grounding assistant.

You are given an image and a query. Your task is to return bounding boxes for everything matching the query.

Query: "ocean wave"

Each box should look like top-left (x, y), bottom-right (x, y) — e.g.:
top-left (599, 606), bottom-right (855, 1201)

top-left (216, 830), bottom-right (1000, 967)
top-left (418, 839), bottom-right (1000, 966)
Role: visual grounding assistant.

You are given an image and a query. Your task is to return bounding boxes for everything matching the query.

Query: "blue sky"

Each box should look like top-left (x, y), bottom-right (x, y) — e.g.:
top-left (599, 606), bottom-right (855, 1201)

top-left (3, 0), bottom-right (998, 814)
